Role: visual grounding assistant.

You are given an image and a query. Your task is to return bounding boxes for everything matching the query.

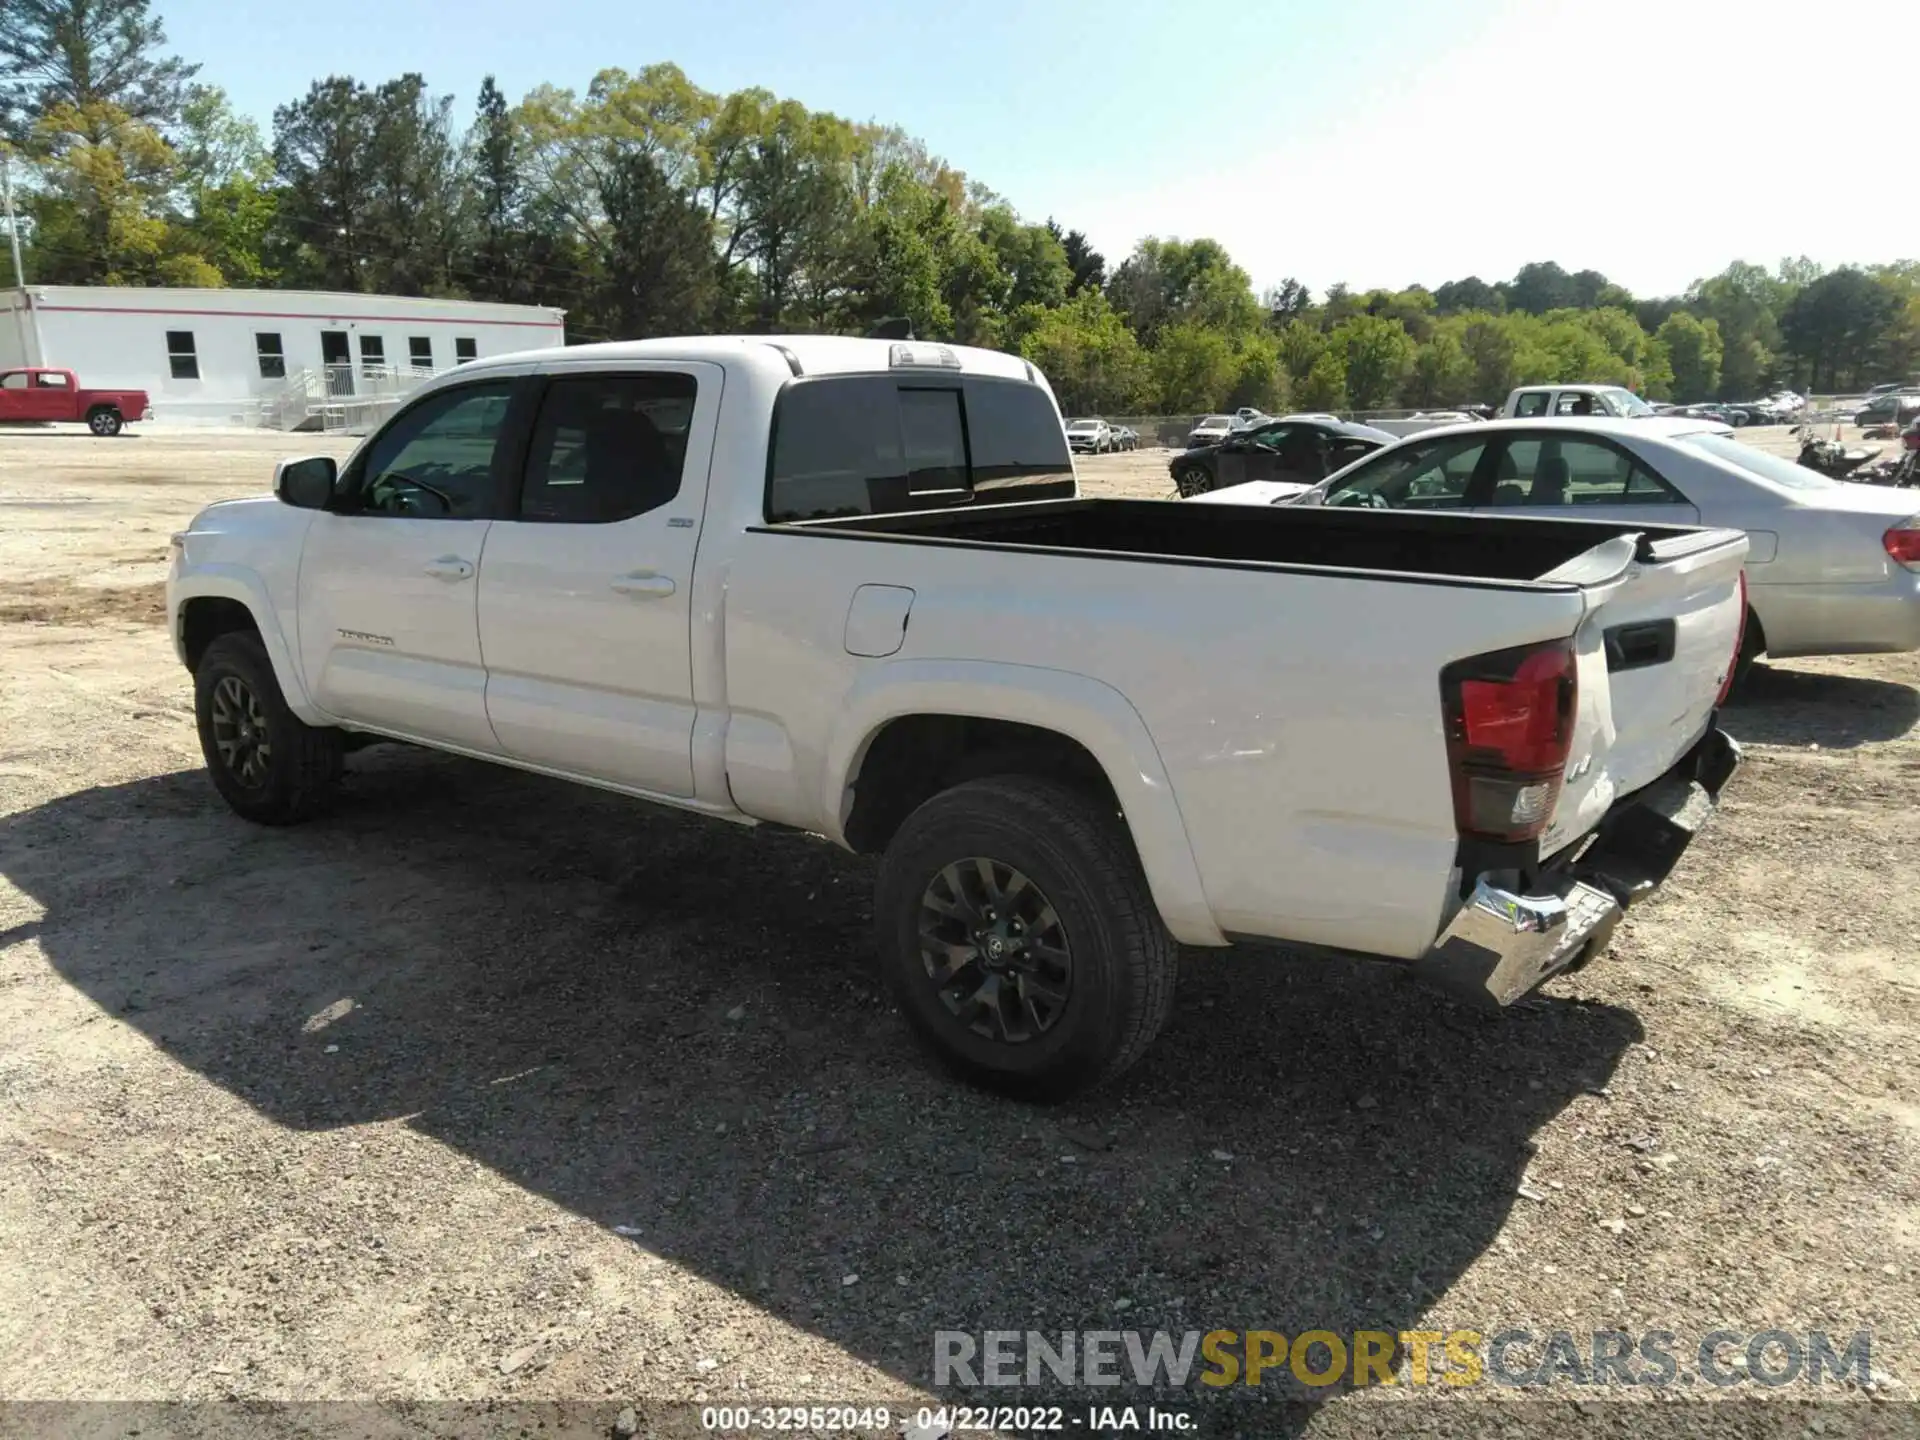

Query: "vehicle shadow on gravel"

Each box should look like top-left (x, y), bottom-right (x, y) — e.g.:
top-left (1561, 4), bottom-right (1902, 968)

top-left (1722, 663), bottom-right (1919, 748)
top-left (1, 747), bottom-right (1646, 1430)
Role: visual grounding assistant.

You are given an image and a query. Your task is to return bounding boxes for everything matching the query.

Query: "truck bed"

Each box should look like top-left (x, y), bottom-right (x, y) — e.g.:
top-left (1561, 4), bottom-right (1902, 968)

top-left (770, 497), bottom-right (1710, 586)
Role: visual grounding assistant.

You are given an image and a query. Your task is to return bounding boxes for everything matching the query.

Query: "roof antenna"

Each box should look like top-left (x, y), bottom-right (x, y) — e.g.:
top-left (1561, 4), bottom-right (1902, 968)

top-left (867, 317), bottom-right (914, 341)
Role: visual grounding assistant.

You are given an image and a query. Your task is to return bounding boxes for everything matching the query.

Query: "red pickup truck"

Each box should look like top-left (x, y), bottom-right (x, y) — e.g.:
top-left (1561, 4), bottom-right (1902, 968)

top-left (0, 367), bottom-right (151, 435)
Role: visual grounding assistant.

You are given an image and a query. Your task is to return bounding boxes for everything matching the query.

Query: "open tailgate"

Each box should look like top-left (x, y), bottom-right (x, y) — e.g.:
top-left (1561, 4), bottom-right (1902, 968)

top-left (1537, 527), bottom-right (1749, 858)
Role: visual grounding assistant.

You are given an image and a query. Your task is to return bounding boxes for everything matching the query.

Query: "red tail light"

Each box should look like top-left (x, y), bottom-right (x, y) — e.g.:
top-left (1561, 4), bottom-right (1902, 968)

top-left (1717, 569), bottom-right (1749, 707)
top-left (1886, 523), bottom-right (1920, 571)
top-left (1440, 638), bottom-right (1578, 843)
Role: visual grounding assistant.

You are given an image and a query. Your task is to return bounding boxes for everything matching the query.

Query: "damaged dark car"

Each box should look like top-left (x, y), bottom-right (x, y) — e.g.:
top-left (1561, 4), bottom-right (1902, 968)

top-left (1168, 415), bottom-right (1397, 497)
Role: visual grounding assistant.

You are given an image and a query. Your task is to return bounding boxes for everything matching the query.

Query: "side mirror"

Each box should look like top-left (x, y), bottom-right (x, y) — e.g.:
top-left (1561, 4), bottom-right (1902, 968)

top-left (274, 456), bottom-right (337, 511)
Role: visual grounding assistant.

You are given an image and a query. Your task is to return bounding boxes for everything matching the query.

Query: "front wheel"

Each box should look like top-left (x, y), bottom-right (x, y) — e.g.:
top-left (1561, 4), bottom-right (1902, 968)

top-left (87, 407), bottom-right (123, 436)
top-left (874, 776), bottom-right (1179, 1099)
top-left (1173, 466), bottom-right (1212, 497)
top-left (195, 631), bottom-right (344, 824)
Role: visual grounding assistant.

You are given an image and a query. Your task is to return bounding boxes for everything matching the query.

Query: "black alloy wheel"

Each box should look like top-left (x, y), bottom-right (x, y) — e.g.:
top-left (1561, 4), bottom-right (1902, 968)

top-left (208, 673), bottom-right (274, 788)
top-left (918, 857), bottom-right (1072, 1043)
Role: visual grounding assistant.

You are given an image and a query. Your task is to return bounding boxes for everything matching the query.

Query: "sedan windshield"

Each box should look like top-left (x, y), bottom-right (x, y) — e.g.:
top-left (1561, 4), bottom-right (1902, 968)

top-left (1680, 431), bottom-right (1837, 491)
top-left (1200, 415), bottom-right (1232, 427)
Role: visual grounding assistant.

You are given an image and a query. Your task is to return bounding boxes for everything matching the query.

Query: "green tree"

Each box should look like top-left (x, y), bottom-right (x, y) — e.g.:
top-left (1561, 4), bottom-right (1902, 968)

top-left (1657, 312), bottom-right (1723, 400)
top-left (1150, 320), bottom-right (1236, 413)
top-left (1012, 288), bottom-right (1145, 415)
top-left (1434, 275), bottom-right (1503, 314)
top-left (1405, 328), bottom-right (1474, 407)
top-left (1458, 312), bottom-right (1522, 402)
top-left (173, 86), bottom-right (273, 284)
top-left (1296, 349), bottom-right (1348, 411)
top-left (1780, 267), bottom-right (1899, 391)
top-left (23, 98), bottom-right (211, 283)
top-left (0, 0), bottom-right (197, 140)
top-left (1328, 314), bottom-right (1413, 410)
top-left (599, 147), bottom-right (716, 338)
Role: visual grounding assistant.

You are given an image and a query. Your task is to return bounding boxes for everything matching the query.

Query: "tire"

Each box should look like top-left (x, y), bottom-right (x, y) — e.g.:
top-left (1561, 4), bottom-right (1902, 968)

top-left (1729, 609), bottom-right (1764, 693)
top-left (194, 631), bottom-right (344, 825)
top-left (1173, 465), bottom-right (1212, 497)
top-left (874, 775), bottom-right (1179, 1100)
top-left (87, 406), bottom-right (123, 436)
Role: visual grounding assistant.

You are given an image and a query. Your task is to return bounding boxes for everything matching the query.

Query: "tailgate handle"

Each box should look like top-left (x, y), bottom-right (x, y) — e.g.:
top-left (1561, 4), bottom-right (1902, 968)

top-left (1605, 619), bottom-right (1676, 673)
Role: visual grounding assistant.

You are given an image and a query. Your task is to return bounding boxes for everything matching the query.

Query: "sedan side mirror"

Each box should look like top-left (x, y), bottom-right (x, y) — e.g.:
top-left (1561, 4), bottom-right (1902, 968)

top-left (274, 455), bottom-right (337, 510)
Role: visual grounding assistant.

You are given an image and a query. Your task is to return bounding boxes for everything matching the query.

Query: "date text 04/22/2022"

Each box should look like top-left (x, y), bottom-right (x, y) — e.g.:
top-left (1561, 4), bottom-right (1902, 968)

top-left (906, 1407), bottom-right (1194, 1434)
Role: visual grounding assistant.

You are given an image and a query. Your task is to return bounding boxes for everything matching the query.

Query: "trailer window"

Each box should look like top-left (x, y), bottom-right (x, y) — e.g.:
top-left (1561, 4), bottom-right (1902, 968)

top-left (408, 336), bottom-right (432, 369)
top-left (166, 331), bottom-right (198, 381)
top-left (767, 375), bottom-right (1072, 522)
top-left (359, 335), bottom-right (385, 375)
top-left (255, 333), bottom-right (285, 380)
top-left (455, 337), bottom-right (477, 364)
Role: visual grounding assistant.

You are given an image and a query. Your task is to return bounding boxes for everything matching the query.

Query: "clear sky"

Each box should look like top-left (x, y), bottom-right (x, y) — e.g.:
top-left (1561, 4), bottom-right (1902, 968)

top-left (159, 0), bottom-right (1910, 300)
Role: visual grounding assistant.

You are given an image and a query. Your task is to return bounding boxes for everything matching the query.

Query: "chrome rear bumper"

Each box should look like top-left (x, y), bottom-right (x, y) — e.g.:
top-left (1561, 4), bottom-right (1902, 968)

top-left (1415, 726), bottom-right (1741, 1009)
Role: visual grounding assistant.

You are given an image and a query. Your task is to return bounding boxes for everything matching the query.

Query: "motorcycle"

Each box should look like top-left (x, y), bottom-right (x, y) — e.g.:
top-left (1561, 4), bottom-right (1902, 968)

top-left (1794, 430), bottom-right (1882, 480)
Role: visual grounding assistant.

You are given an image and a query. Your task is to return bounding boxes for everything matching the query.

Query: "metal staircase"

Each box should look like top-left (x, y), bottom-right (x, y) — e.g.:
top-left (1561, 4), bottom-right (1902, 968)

top-left (258, 363), bottom-right (437, 433)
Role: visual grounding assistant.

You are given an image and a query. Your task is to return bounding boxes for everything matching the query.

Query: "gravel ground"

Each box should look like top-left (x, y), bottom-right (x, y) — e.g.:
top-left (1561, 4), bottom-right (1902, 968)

top-left (0, 426), bottom-right (1916, 1438)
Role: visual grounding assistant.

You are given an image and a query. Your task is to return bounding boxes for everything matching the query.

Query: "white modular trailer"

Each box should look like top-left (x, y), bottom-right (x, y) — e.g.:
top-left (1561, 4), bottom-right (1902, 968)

top-left (0, 285), bottom-right (565, 425)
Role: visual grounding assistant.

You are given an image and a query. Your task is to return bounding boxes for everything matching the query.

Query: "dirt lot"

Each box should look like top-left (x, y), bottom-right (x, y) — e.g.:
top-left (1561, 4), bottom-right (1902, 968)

top-left (0, 427), bottom-right (1916, 1437)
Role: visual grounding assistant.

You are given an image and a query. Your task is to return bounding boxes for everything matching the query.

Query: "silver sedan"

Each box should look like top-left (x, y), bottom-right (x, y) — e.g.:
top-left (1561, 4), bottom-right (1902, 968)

top-left (1188, 416), bottom-right (1920, 664)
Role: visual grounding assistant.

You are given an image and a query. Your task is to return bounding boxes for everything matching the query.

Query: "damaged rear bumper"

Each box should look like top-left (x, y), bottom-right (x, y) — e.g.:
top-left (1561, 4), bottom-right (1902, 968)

top-left (1414, 725), bottom-right (1741, 1009)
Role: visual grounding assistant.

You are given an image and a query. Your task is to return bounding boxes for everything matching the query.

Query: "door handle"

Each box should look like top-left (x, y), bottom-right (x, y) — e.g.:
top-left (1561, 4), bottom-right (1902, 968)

top-left (423, 556), bottom-right (474, 581)
top-left (611, 571), bottom-right (677, 599)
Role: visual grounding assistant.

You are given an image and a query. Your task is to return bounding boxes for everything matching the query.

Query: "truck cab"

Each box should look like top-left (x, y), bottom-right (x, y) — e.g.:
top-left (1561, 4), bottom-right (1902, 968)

top-left (1503, 384), bottom-right (1656, 421)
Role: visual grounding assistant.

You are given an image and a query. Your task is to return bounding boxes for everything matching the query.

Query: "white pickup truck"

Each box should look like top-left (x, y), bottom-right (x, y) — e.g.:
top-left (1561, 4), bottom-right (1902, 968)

top-left (167, 336), bottom-right (1746, 1097)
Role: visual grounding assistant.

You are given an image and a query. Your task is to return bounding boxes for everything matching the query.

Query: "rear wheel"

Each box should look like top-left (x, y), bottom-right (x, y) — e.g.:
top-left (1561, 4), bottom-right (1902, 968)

top-left (1729, 608), bottom-right (1765, 692)
top-left (87, 406), bottom-right (123, 436)
top-left (194, 632), bottom-right (344, 824)
top-left (875, 775), bottom-right (1178, 1099)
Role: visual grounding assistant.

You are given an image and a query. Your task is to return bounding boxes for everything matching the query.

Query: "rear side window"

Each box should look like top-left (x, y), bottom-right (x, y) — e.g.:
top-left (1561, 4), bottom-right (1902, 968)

top-left (1513, 391), bottom-right (1549, 418)
top-left (767, 375), bottom-right (1073, 521)
top-left (519, 372), bottom-right (697, 524)
top-left (1490, 437), bottom-right (1683, 507)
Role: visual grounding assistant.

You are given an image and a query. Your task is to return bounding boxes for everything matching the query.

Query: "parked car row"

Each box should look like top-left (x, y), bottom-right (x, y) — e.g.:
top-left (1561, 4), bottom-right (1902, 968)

top-left (1064, 417), bottom-right (1138, 453)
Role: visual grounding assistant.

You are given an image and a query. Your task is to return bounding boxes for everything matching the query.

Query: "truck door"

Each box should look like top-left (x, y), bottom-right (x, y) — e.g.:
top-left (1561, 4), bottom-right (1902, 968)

top-left (477, 363), bottom-right (723, 798)
top-left (30, 370), bottom-right (78, 421)
top-left (0, 370), bottom-right (34, 422)
top-left (294, 379), bottom-right (516, 751)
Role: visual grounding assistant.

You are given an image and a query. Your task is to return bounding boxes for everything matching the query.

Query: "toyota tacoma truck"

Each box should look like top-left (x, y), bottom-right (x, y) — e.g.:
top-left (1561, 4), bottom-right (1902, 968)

top-left (167, 336), bottom-right (1746, 1098)
top-left (0, 367), bottom-right (151, 435)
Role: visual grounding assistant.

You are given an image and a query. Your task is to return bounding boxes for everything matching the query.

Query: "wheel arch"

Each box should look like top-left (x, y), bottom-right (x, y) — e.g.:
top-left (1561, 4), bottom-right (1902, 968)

top-left (173, 570), bottom-right (327, 726)
top-left (825, 660), bottom-right (1226, 946)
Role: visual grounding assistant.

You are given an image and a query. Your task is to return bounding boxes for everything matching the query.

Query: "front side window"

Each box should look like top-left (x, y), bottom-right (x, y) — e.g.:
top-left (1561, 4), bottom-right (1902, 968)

top-left (767, 375), bottom-right (1072, 521)
top-left (1320, 435), bottom-right (1487, 510)
top-left (351, 382), bottom-right (513, 519)
top-left (256, 332), bottom-right (285, 380)
top-left (166, 331), bottom-right (198, 380)
top-left (1489, 437), bottom-right (1683, 507)
top-left (1553, 392), bottom-right (1596, 416)
top-left (519, 372), bottom-right (696, 524)
top-left (35, 371), bottom-right (70, 388)
top-left (1513, 391), bottom-right (1549, 418)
